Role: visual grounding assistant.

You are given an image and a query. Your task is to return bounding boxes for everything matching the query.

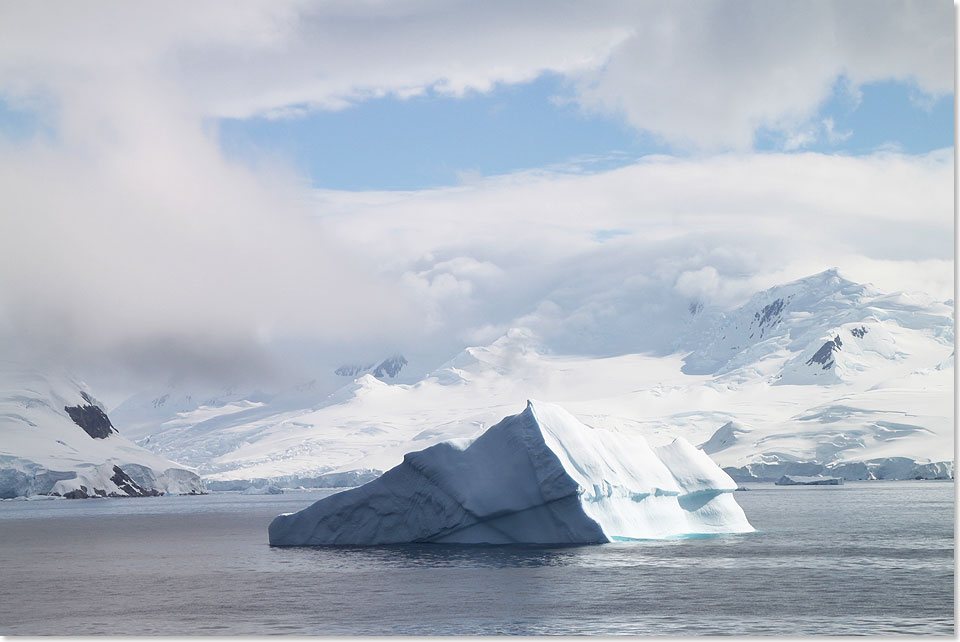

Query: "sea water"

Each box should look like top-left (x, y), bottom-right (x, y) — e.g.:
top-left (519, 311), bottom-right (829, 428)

top-left (0, 481), bottom-right (953, 635)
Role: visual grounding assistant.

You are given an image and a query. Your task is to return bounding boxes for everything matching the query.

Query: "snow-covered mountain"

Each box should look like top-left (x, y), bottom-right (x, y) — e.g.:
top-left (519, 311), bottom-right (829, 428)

top-left (674, 269), bottom-right (954, 479)
top-left (0, 365), bottom-right (205, 498)
top-left (107, 269), bottom-right (954, 488)
top-left (109, 384), bottom-right (274, 443)
top-left (680, 268), bottom-right (953, 380)
top-left (111, 354), bottom-right (413, 461)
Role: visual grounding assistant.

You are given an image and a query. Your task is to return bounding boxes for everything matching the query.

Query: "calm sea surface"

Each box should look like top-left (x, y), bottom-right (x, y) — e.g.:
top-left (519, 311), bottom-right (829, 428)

top-left (0, 481), bottom-right (953, 635)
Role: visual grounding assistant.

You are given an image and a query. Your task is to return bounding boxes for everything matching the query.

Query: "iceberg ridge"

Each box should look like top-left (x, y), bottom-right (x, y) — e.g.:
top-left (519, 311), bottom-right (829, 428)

top-left (268, 400), bottom-right (753, 545)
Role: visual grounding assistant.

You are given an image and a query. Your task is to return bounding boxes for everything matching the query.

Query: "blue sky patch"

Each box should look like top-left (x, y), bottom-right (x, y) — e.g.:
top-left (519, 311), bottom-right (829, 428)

top-left (755, 78), bottom-right (954, 154)
top-left (219, 74), bottom-right (953, 191)
top-left (217, 74), bottom-right (666, 191)
top-left (0, 95), bottom-right (56, 143)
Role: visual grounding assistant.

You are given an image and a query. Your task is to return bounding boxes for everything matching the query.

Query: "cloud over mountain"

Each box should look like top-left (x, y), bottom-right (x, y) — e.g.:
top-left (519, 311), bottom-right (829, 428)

top-left (0, 1), bottom-right (951, 401)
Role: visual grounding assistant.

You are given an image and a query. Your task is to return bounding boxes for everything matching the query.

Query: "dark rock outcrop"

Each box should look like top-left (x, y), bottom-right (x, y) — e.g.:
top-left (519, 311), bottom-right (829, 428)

top-left (335, 363), bottom-right (373, 377)
top-left (806, 336), bottom-right (842, 369)
top-left (372, 355), bottom-right (407, 379)
top-left (335, 355), bottom-right (407, 379)
top-left (63, 486), bottom-right (90, 499)
top-left (64, 403), bottom-right (116, 439)
top-left (109, 465), bottom-right (160, 497)
top-left (755, 298), bottom-right (786, 328)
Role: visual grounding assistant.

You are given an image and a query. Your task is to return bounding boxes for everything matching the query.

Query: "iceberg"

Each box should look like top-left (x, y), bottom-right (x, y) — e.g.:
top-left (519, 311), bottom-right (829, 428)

top-left (268, 400), bottom-right (754, 546)
top-left (775, 475), bottom-right (843, 486)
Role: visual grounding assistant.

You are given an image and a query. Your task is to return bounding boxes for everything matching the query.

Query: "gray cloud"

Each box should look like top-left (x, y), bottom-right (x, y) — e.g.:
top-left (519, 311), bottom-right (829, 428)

top-left (0, 95), bottom-right (423, 393)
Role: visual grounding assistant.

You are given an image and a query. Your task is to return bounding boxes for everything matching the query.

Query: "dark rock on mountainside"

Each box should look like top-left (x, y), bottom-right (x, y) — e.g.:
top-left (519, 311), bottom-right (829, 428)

top-left (64, 402), bottom-right (116, 439)
top-left (335, 363), bottom-right (374, 377)
top-left (335, 355), bottom-right (408, 380)
top-left (63, 486), bottom-right (92, 499)
top-left (755, 298), bottom-right (786, 329)
top-left (806, 336), bottom-right (842, 370)
top-left (109, 465), bottom-right (160, 496)
top-left (372, 355), bottom-right (407, 379)
top-left (53, 466), bottom-right (163, 499)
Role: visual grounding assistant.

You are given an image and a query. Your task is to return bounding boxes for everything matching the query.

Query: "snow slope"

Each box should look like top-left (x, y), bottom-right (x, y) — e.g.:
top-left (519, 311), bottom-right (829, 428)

top-left (110, 354), bottom-right (417, 471)
top-left (115, 269), bottom-right (954, 487)
top-left (268, 400), bottom-right (753, 545)
top-left (0, 365), bottom-right (204, 498)
top-left (108, 384), bottom-right (273, 445)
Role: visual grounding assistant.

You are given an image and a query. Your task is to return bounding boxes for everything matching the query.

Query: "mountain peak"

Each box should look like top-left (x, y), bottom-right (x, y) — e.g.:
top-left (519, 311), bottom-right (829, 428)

top-left (335, 354), bottom-right (408, 380)
top-left (680, 269), bottom-right (949, 377)
top-left (765, 267), bottom-right (867, 299)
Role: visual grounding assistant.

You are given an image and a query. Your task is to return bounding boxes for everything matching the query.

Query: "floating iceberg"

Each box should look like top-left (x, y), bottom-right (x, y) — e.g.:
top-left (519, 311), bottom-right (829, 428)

top-left (775, 475), bottom-right (843, 486)
top-left (269, 401), bottom-right (753, 545)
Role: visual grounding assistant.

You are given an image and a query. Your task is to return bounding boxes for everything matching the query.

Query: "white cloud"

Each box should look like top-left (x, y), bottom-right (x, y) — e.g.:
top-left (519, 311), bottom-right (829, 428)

top-left (315, 149), bottom-right (953, 355)
top-left (0, 122), bottom-right (951, 391)
top-left (0, 1), bottom-right (629, 118)
top-left (0, 1), bottom-right (950, 149)
top-left (572, 0), bottom-right (953, 149)
top-left (0, 1), bottom-right (951, 397)
top-left (675, 267), bottom-right (722, 302)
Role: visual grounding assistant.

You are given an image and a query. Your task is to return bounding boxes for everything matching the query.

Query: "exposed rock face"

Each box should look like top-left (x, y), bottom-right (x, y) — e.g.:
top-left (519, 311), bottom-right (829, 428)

top-left (372, 355), bottom-right (407, 379)
top-left (806, 336), bottom-right (843, 369)
top-left (63, 486), bottom-right (93, 499)
top-left (754, 298), bottom-right (786, 334)
top-left (47, 464), bottom-right (166, 498)
top-left (335, 355), bottom-right (407, 380)
top-left (334, 364), bottom-right (373, 377)
top-left (109, 465), bottom-right (161, 497)
top-left (64, 399), bottom-right (116, 439)
top-left (0, 367), bottom-right (207, 499)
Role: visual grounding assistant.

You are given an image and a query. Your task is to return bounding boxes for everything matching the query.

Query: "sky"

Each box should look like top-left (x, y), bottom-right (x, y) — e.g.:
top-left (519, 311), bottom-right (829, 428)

top-left (0, 0), bottom-right (954, 404)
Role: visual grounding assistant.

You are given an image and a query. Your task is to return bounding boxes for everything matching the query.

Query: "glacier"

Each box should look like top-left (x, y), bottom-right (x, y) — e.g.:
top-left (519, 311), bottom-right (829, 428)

top-left (268, 400), bottom-right (753, 546)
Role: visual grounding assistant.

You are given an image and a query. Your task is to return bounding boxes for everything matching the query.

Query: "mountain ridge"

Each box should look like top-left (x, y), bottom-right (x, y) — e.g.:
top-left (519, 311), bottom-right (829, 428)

top-left (6, 269), bottom-right (952, 497)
